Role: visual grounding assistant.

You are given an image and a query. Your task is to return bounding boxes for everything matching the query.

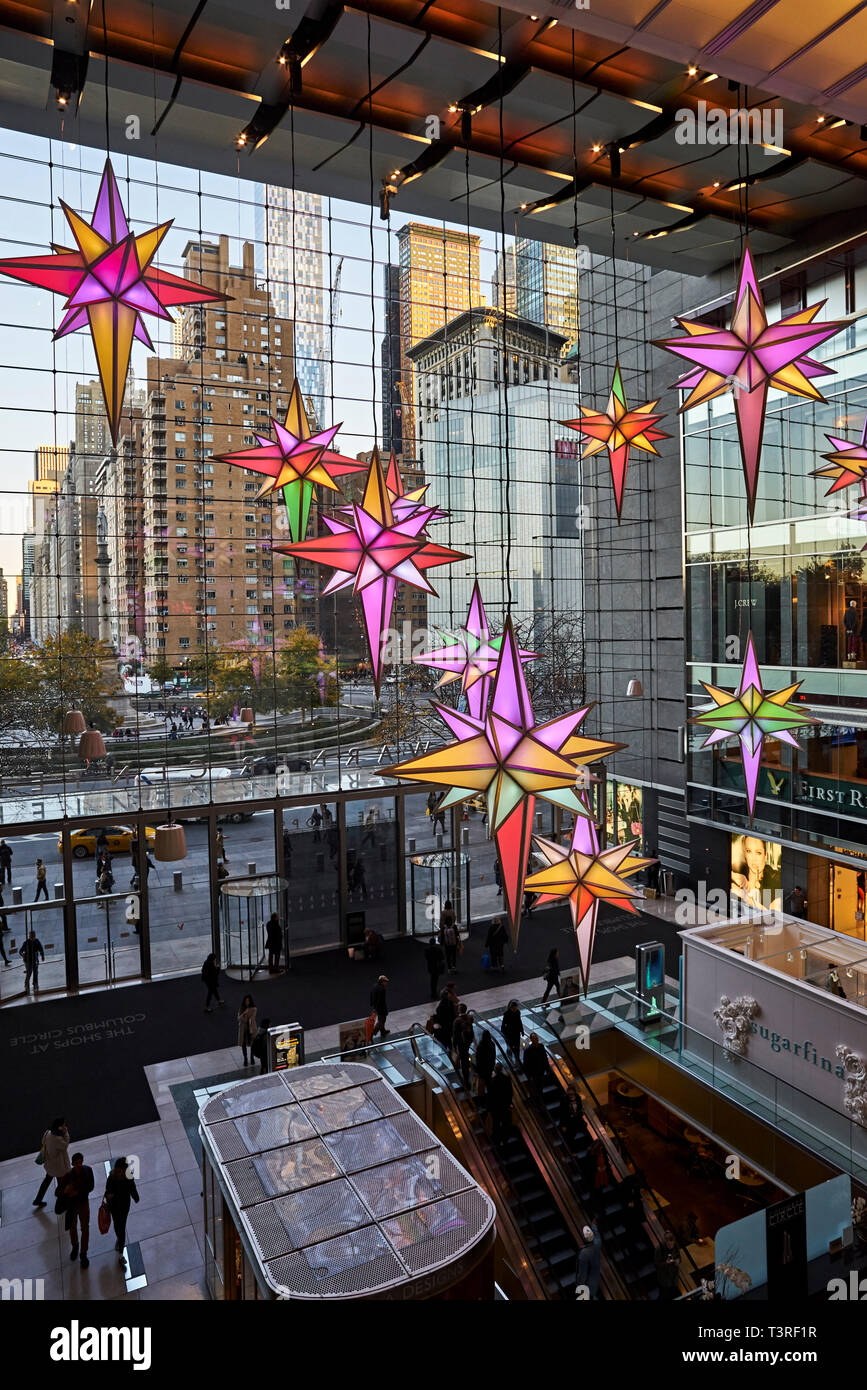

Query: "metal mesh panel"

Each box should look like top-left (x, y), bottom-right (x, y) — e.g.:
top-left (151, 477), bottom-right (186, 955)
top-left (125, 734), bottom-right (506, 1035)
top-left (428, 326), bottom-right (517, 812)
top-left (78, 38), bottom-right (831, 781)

top-left (349, 1149), bottom-right (469, 1219)
top-left (234, 1105), bottom-right (317, 1153)
top-left (224, 1140), bottom-right (339, 1207)
top-left (360, 1078), bottom-right (408, 1118)
top-left (382, 1190), bottom-right (492, 1273)
top-left (246, 1179), bottom-right (372, 1261)
top-left (300, 1085), bottom-right (383, 1135)
top-left (287, 1063), bottom-right (378, 1100)
top-left (323, 1112), bottom-right (431, 1175)
top-left (207, 1119), bottom-right (251, 1162)
top-left (201, 1073), bottom-right (289, 1123)
top-left (265, 1225), bottom-right (404, 1298)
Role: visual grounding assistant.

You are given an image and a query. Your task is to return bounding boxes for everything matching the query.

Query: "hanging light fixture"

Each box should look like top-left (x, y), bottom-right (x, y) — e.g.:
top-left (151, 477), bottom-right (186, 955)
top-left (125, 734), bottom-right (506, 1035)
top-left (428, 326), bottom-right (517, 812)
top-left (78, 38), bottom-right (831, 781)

top-left (239, 706), bottom-right (255, 725)
top-left (154, 822), bottom-right (187, 862)
top-left (626, 679), bottom-right (644, 697)
top-left (63, 709), bottom-right (86, 736)
top-left (78, 724), bottom-right (106, 761)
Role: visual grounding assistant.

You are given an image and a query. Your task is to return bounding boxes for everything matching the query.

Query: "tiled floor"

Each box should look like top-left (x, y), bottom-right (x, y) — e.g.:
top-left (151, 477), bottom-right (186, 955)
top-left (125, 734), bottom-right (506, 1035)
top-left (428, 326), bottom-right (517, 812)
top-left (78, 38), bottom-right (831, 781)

top-left (0, 954), bottom-right (638, 1301)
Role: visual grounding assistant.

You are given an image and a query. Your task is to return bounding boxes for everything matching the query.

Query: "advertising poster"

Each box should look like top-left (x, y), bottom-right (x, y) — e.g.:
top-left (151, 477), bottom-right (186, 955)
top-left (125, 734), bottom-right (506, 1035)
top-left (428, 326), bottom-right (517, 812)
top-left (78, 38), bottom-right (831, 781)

top-left (731, 833), bottom-right (782, 911)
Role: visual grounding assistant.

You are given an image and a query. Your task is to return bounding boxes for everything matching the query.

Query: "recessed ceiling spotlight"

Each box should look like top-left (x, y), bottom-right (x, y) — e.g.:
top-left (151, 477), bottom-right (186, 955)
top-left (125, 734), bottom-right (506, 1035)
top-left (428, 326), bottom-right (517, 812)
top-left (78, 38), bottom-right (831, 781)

top-left (713, 180), bottom-right (720, 187)
top-left (592, 143), bottom-right (601, 152)
top-left (817, 114), bottom-right (825, 123)
top-left (687, 65), bottom-right (698, 76)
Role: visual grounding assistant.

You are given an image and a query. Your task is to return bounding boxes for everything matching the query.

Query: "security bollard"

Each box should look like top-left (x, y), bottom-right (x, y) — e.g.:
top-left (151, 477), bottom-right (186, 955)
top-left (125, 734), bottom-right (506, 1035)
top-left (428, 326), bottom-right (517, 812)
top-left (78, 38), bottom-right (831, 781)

top-left (12, 886), bottom-right (22, 905)
top-left (173, 870), bottom-right (183, 892)
top-left (247, 861), bottom-right (256, 876)
top-left (54, 883), bottom-right (63, 899)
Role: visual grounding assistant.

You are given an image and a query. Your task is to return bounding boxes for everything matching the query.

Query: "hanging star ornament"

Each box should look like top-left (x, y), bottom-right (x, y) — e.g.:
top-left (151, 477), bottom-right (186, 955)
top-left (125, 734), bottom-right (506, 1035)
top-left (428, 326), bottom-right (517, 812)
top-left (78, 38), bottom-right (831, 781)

top-left (413, 581), bottom-right (537, 720)
top-left (216, 379), bottom-right (364, 543)
top-left (692, 632), bottom-right (816, 818)
top-left (560, 362), bottom-right (668, 521)
top-left (0, 158), bottom-right (227, 443)
top-left (814, 417), bottom-right (867, 497)
top-left (655, 241), bottom-right (845, 521)
top-left (274, 448), bottom-right (468, 696)
top-left (525, 794), bottom-right (654, 994)
top-left (383, 619), bottom-right (625, 945)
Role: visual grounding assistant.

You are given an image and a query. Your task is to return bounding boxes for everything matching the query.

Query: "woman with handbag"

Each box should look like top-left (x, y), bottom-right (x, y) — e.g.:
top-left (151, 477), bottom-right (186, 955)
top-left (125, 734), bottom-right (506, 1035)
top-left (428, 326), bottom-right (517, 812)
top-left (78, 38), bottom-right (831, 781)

top-left (33, 1117), bottom-right (69, 1208)
top-left (102, 1157), bottom-right (139, 1264)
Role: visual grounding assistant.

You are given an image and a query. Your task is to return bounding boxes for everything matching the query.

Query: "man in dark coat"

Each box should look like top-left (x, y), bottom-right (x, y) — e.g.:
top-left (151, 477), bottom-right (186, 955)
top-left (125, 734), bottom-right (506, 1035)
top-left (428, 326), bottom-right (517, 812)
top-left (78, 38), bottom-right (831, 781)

top-left (522, 1032), bottom-right (551, 1100)
top-left (500, 1000), bottom-right (524, 1063)
top-left (58, 1152), bottom-right (95, 1268)
top-left (487, 1063), bottom-right (513, 1141)
top-left (435, 982), bottom-right (458, 1048)
top-left (265, 912), bottom-right (283, 974)
top-left (424, 936), bottom-right (445, 1001)
top-left (370, 975), bottom-right (389, 1038)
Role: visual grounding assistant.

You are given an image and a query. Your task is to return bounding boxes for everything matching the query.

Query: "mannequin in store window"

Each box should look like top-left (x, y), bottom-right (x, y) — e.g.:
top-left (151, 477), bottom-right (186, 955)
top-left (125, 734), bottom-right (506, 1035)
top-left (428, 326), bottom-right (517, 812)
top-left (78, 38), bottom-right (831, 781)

top-left (845, 600), bottom-right (859, 660)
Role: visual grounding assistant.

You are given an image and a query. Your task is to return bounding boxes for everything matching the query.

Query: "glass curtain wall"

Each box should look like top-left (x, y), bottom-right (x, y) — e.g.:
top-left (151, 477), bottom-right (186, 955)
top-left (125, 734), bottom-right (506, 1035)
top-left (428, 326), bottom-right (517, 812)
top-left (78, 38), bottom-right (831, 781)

top-left (0, 131), bottom-right (592, 999)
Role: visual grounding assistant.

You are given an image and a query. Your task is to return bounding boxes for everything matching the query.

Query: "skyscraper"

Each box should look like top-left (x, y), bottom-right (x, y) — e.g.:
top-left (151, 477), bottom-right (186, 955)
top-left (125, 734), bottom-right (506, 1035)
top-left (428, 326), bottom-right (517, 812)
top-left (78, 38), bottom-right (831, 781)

top-left (255, 187), bottom-right (327, 426)
top-left (514, 237), bottom-right (580, 345)
top-left (396, 223), bottom-right (481, 458)
top-left (381, 263), bottom-right (403, 456)
top-left (140, 237), bottom-right (298, 666)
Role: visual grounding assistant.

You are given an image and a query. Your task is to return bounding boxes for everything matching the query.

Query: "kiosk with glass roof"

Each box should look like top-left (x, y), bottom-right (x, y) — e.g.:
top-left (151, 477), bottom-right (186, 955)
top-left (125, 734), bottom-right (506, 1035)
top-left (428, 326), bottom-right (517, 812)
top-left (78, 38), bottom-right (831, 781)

top-left (199, 1060), bottom-right (496, 1300)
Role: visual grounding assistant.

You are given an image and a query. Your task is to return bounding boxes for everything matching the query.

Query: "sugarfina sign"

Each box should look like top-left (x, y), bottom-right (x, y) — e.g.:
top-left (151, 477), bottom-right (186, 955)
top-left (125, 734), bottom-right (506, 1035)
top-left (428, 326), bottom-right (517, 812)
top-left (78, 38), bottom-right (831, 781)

top-left (750, 1023), bottom-right (847, 1077)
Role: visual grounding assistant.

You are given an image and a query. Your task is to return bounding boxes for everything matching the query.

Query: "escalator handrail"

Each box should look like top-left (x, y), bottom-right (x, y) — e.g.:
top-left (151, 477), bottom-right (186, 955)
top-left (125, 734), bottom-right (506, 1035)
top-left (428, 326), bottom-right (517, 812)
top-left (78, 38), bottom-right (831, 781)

top-left (478, 1019), bottom-right (631, 1302)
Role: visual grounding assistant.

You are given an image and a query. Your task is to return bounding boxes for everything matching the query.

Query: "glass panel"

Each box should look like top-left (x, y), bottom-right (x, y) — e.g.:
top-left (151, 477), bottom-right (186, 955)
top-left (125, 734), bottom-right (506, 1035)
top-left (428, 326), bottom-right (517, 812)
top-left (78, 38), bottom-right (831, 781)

top-left (281, 801), bottom-right (339, 951)
top-left (344, 799), bottom-right (399, 940)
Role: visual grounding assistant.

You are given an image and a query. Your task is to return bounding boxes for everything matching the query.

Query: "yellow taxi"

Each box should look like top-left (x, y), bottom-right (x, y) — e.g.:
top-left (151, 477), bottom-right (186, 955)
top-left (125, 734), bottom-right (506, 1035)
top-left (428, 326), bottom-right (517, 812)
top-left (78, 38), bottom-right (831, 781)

top-left (59, 825), bottom-right (158, 859)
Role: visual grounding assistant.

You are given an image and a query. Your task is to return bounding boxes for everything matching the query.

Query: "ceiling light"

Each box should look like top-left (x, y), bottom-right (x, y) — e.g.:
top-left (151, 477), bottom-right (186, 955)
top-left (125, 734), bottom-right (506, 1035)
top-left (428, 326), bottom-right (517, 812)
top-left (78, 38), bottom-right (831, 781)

top-left (530, 13), bottom-right (538, 19)
top-left (592, 143), bottom-right (601, 153)
top-left (827, 117), bottom-right (847, 130)
top-left (687, 65), bottom-right (698, 76)
top-left (817, 114), bottom-right (825, 123)
top-left (713, 180), bottom-right (720, 187)
top-left (448, 105), bottom-right (457, 113)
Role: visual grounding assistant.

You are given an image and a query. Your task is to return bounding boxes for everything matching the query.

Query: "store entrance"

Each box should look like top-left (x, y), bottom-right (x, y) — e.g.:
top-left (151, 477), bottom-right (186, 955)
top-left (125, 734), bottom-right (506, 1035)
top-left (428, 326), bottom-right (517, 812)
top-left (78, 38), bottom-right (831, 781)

top-left (829, 862), bottom-right (867, 939)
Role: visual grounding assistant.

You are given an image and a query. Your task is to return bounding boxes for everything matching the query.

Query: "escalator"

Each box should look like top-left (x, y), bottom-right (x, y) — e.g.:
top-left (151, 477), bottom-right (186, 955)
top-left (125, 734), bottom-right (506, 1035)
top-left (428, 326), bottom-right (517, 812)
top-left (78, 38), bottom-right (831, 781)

top-left (406, 1026), bottom-right (588, 1298)
top-left (482, 1015), bottom-right (687, 1299)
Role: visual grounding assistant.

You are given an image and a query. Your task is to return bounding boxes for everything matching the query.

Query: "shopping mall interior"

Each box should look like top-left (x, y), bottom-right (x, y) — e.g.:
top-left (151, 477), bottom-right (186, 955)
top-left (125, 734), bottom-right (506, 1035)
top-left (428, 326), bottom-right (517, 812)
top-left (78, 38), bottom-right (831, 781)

top-left (1, 0), bottom-right (867, 1341)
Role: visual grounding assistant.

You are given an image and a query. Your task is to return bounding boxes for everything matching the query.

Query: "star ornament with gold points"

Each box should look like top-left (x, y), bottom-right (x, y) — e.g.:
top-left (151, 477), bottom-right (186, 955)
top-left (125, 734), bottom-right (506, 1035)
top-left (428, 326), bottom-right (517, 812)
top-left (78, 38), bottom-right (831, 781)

top-left (560, 362), bottom-right (668, 522)
top-left (383, 619), bottom-right (625, 944)
top-left (216, 380), bottom-right (365, 544)
top-left (0, 157), bottom-right (227, 443)
top-left (526, 798), bottom-right (654, 994)
top-left (654, 241), bottom-right (845, 521)
top-left (274, 448), bottom-right (468, 697)
top-left (692, 632), bottom-right (816, 818)
top-left (814, 418), bottom-right (867, 497)
top-left (414, 581), bottom-right (537, 721)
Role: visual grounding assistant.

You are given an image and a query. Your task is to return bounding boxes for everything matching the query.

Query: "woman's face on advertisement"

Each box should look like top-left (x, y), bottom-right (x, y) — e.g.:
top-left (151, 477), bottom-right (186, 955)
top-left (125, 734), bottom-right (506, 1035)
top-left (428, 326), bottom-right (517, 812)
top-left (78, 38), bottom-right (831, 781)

top-left (744, 837), bottom-right (766, 877)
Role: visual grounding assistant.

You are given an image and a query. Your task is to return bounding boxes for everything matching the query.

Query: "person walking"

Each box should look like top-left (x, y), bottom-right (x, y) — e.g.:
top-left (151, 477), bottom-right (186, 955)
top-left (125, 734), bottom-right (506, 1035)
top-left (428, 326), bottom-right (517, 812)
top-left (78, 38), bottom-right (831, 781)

top-left (576, 1223), bottom-right (602, 1299)
top-left (487, 1063), bottom-right (513, 1141)
top-left (33, 1118), bottom-right (70, 1207)
top-left (452, 1004), bottom-right (475, 1087)
top-left (439, 901), bottom-right (459, 972)
top-left (0, 838), bottom-right (13, 884)
top-left (485, 916), bottom-right (507, 972)
top-left (369, 975), bottom-right (390, 1038)
top-left (265, 913), bottom-right (282, 974)
top-left (237, 994), bottom-right (257, 1067)
top-left (215, 828), bottom-right (227, 864)
top-left (102, 1157), bottom-right (139, 1264)
top-left (435, 981), bottom-right (459, 1049)
top-left (424, 936), bottom-right (445, 1001)
top-left (500, 999), bottom-right (524, 1064)
top-left (34, 858), bottom-right (48, 902)
top-left (522, 1032), bottom-right (551, 1100)
top-left (541, 947), bottom-right (561, 1003)
top-left (20, 929), bottom-right (44, 993)
top-left (201, 952), bottom-right (224, 1012)
top-left (473, 1029), bottom-right (496, 1102)
top-left (57, 1151), bottom-right (95, 1268)
top-left (655, 1229), bottom-right (682, 1300)
top-left (0, 887), bottom-right (8, 966)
